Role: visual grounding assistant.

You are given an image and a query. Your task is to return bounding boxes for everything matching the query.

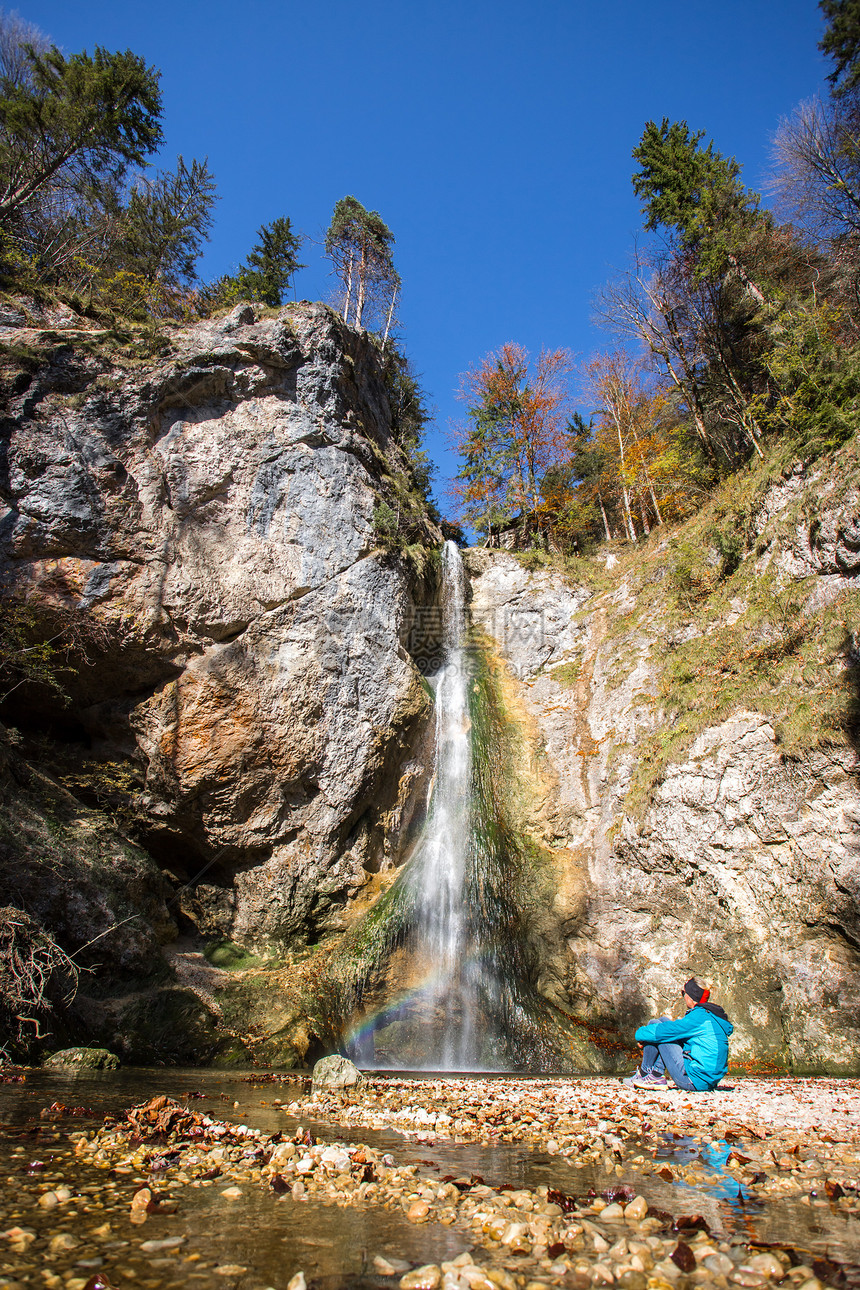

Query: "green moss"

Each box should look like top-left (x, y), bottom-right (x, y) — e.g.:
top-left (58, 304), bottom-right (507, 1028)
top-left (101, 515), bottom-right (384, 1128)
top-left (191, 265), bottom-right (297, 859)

top-left (203, 940), bottom-right (269, 971)
top-left (550, 660), bottom-right (580, 688)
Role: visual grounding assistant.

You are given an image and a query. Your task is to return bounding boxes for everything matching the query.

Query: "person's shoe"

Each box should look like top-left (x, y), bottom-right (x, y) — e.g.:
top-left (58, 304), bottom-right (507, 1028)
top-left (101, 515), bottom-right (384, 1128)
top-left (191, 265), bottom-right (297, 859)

top-left (632, 1070), bottom-right (669, 1088)
top-left (622, 1067), bottom-right (645, 1086)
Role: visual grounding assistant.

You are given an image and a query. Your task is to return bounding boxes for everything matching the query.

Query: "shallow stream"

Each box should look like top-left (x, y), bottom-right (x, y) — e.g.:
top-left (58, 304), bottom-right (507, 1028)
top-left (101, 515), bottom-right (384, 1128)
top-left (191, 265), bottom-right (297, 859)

top-left (1, 1070), bottom-right (858, 1289)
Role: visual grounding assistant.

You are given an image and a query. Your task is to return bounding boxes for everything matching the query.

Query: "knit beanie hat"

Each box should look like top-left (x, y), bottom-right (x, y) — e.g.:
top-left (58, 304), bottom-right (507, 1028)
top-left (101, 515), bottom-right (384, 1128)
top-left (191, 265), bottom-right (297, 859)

top-left (683, 977), bottom-right (710, 1004)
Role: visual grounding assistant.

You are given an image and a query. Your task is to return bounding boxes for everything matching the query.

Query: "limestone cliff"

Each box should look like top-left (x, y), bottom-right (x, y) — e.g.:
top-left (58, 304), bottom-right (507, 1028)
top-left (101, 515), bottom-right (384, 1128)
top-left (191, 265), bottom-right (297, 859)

top-left (2, 299), bottom-right (859, 1074)
top-left (465, 448), bottom-right (860, 1073)
top-left (0, 301), bottom-right (440, 1060)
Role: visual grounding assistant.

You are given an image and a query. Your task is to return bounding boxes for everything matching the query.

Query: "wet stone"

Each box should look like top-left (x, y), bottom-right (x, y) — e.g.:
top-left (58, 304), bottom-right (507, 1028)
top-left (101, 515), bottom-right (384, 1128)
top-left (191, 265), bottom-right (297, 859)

top-left (400, 1266), bottom-right (442, 1290)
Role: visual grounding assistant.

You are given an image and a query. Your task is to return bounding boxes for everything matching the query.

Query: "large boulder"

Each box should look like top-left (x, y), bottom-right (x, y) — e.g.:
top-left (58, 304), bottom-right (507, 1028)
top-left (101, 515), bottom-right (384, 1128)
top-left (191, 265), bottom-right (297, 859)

top-left (311, 1054), bottom-right (365, 1091)
top-left (44, 1046), bottom-right (119, 1071)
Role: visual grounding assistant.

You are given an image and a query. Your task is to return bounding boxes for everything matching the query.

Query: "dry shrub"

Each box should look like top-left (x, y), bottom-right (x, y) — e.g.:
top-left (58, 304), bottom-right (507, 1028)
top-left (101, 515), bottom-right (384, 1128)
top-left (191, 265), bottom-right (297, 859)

top-left (0, 906), bottom-right (78, 1058)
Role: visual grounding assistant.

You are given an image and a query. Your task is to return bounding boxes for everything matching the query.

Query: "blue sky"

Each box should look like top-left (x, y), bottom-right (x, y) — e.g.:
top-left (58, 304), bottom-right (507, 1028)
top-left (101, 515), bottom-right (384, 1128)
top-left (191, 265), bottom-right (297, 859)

top-left (21, 0), bottom-right (829, 515)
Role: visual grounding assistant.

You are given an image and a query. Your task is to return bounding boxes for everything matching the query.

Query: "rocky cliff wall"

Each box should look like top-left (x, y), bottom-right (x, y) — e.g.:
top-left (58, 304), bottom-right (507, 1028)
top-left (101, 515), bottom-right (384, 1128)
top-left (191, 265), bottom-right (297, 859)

top-left (3, 299), bottom-right (859, 1073)
top-left (0, 303), bottom-right (440, 1056)
top-left (465, 455), bottom-right (860, 1073)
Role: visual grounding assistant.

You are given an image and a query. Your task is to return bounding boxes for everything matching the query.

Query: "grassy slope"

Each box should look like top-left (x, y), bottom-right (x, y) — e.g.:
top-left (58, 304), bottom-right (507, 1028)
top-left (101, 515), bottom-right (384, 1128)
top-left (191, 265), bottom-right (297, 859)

top-left (516, 435), bottom-right (860, 816)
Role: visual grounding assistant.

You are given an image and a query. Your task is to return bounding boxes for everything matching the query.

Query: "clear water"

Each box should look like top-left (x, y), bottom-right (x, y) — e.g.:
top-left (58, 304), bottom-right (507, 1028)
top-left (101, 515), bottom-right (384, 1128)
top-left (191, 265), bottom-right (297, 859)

top-left (1, 1069), bottom-right (858, 1290)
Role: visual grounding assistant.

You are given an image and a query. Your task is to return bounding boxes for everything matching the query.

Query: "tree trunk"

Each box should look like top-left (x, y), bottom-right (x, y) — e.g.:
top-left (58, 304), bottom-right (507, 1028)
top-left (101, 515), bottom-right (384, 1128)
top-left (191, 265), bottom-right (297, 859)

top-left (598, 490), bottom-right (613, 542)
top-left (355, 244), bottom-right (367, 328)
top-left (381, 284), bottom-right (397, 350)
top-left (344, 251), bottom-right (354, 324)
top-left (607, 395), bottom-right (637, 542)
top-left (628, 421), bottom-right (665, 525)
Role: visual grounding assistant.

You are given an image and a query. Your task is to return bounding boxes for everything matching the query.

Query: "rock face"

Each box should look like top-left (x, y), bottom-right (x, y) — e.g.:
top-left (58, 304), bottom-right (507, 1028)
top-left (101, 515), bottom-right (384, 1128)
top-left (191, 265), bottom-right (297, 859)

top-left (465, 471), bottom-right (860, 1072)
top-left (1, 303), bottom-right (439, 960)
top-left (3, 300), bottom-right (859, 1074)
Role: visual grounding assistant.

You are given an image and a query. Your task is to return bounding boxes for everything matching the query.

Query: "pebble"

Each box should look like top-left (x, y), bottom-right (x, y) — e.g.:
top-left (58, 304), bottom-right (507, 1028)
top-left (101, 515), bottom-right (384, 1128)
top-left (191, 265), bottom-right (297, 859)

top-left (704, 1253), bottom-right (735, 1275)
top-left (731, 1272), bottom-right (767, 1287)
top-left (48, 1232), bottom-right (78, 1252)
top-left (624, 1195), bottom-right (648, 1221)
top-left (374, 1256), bottom-right (401, 1275)
top-left (745, 1253), bottom-right (786, 1279)
top-left (139, 1237), bottom-right (186, 1252)
top-left (400, 1266), bottom-right (442, 1290)
top-left (601, 1202), bottom-right (625, 1219)
top-left (3, 1074), bottom-right (855, 1290)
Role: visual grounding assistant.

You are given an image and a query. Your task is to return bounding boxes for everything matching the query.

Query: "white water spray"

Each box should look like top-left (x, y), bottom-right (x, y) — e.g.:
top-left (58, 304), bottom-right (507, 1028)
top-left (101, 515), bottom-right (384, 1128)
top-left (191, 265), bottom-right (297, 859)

top-left (347, 540), bottom-right (553, 1072)
top-left (412, 540), bottom-right (476, 1067)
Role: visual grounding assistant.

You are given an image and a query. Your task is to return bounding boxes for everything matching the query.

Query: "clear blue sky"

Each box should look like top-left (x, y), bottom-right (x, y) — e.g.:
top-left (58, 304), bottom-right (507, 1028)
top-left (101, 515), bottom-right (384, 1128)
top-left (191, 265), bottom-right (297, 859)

top-left (21, 0), bottom-right (829, 516)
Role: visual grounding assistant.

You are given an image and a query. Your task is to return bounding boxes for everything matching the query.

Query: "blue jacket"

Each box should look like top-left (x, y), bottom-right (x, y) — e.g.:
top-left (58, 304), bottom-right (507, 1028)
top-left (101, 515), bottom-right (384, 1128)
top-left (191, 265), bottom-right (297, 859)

top-left (635, 1004), bottom-right (733, 1090)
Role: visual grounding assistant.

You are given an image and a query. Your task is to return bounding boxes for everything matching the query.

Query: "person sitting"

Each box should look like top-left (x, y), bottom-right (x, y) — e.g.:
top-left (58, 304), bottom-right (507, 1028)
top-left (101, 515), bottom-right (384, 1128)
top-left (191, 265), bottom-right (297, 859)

top-left (623, 977), bottom-right (733, 1091)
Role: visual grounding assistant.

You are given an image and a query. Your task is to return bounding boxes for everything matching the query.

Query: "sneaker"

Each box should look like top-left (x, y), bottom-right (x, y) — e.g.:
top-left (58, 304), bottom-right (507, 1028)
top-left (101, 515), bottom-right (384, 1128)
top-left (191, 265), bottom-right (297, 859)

top-left (622, 1067), bottom-right (645, 1086)
top-left (633, 1071), bottom-right (669, 1088)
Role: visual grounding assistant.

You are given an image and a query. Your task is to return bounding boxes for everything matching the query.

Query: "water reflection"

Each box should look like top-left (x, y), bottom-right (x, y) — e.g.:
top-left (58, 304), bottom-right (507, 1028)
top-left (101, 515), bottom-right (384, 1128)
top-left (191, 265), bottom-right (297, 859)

top-left (1, 1069), bottom-right (858, 1286)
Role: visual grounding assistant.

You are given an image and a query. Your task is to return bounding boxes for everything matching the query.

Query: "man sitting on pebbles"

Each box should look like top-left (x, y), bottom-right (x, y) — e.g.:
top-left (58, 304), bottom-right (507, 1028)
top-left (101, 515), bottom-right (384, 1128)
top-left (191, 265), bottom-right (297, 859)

top-left (623, 977), bottom-right (733, 1092)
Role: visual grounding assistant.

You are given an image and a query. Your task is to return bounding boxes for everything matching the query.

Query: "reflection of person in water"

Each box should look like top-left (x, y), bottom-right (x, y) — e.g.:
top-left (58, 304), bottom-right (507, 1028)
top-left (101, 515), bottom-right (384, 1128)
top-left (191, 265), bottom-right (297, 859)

top-left (623, 977), bottom-right (733, 1091)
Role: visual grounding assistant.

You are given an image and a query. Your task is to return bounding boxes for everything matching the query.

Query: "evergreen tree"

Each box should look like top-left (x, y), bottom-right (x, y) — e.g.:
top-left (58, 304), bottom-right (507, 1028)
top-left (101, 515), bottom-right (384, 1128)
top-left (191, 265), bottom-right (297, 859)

top-left (632, 119), bottom-right (763, 283)
top-left (325, 195), bottom-right (397, 331)
top-left (235, 216), bottom-right (303, 306)
top-left (200, 216), bottom-right (304, 312)
top-left (118, 156), bottom-right (217, 312)
top-left (0, 44), bottom-right (162, 223)
top-left (820, 0), bottom-right (860, 95)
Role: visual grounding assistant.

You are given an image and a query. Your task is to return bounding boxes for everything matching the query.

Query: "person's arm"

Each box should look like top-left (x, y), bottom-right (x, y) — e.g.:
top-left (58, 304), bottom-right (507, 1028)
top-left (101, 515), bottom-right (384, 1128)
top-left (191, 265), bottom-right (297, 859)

top-left (635, 1011), bottom-right (700, 1046)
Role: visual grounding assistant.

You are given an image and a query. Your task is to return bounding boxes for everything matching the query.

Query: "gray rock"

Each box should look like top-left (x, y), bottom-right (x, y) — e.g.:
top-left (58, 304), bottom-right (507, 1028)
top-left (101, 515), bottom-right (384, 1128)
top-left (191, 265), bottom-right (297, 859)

top-left (467, 546), bottom-right (860, 1072)
top-left (0, 303), bottom-right (441, 952)
top-left (311, 1054), bottom-right (365, 1091)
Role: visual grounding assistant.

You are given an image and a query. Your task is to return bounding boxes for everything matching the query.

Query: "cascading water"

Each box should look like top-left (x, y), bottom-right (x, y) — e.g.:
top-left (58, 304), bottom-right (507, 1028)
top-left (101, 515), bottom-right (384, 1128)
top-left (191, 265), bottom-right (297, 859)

top-left (409, 540), bottom-right (475, 1068)
top-left (342, 540), bottom-right (575, 1072)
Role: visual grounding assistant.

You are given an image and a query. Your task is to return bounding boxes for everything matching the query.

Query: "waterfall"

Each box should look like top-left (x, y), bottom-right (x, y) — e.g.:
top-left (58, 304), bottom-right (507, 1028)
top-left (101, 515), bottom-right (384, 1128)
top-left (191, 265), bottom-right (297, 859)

top-left (343, 540), bottom-right (567, 1073)
top-left (410, 539), bottom-right (474, 1068)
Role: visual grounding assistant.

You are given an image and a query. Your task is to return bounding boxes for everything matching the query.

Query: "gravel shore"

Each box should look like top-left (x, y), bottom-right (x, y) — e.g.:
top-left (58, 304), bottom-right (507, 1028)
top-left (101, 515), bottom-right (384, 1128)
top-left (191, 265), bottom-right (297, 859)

top-left (2, 1076), bottom-right (858, 1290)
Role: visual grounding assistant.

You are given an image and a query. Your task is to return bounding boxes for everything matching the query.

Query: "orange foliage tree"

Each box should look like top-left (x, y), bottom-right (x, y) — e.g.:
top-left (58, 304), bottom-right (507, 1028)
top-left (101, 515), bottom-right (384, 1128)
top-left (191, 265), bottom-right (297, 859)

top-left (579, 351), bottom-right (709, 542)
top-left (452, 343), bottom-right (575, 543)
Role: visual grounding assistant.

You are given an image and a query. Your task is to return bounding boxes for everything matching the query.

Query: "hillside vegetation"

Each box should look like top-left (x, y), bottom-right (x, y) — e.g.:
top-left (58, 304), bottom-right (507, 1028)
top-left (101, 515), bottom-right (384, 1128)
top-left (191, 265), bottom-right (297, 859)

top-left (454, 2), bottom-right (860, 571)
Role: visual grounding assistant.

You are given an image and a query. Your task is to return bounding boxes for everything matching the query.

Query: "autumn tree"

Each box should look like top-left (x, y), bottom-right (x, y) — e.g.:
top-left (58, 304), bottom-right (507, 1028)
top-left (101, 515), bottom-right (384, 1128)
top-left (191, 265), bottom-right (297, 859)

top-left (454, 343), bottom-right (574, 544)
top-left (582, 352), bottom-right (673, 541)
top-left (540, 414), bottom-right (616, 551)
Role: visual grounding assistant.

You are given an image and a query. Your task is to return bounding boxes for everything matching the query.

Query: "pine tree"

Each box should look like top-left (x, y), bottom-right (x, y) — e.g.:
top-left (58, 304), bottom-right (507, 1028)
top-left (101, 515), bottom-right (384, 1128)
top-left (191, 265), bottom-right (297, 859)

top-left (325, 195), bottom-right (397, 331)
top-left (235, 216), bottom-right (304, 306)
top-left (820, 0), bottom-right (860, 94)
top-left (199, 216), bottom-right (304, 312)
top-left (632, 118), bottom-right (763, 283)
top-left (119, 156), bottom-right (217, 312)
top-left (0, 44), bottom-right (162, 223)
